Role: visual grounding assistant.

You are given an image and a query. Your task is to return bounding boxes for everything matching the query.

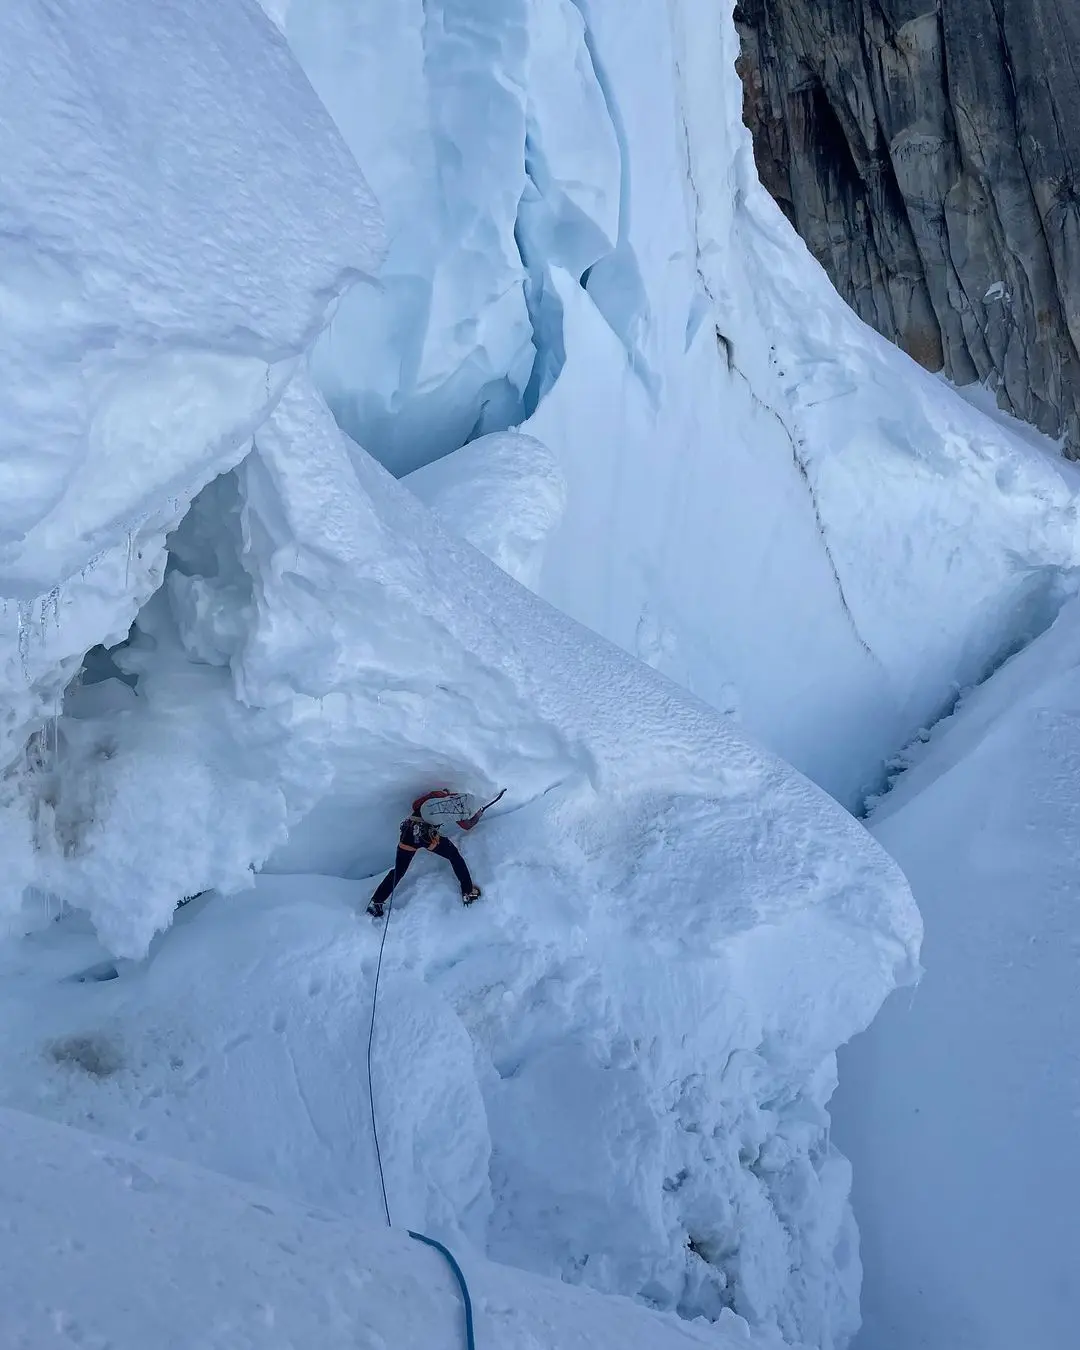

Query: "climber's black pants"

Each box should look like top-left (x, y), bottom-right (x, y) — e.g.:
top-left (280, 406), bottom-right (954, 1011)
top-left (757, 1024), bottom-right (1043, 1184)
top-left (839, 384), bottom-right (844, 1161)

top-left (370, 837), bottom-right (475, 907)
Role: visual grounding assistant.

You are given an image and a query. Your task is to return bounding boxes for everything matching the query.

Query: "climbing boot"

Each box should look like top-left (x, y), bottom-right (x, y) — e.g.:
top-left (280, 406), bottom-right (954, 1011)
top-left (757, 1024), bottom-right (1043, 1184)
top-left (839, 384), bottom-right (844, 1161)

top-left (461, 887), bottom-right (481, 906)
top-left (367, 899), bottom-right (385, 920)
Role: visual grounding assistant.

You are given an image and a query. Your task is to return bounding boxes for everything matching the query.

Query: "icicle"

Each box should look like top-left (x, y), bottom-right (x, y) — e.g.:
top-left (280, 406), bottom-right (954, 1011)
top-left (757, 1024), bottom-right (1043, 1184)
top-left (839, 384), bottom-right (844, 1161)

top-left (17, 600), bottom-right (32, 680)
top-left (124, 531), bottom-right (134, 588)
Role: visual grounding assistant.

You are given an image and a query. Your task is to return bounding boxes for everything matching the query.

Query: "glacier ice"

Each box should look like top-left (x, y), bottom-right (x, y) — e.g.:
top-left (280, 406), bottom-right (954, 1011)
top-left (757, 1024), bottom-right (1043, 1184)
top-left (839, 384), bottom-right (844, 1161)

top-left (271, 0), bottom-right (1080, 810)
top-left (0, 0), bottom-right (382, 926)
top-left (2, 0), bottom-right (1077, 1348)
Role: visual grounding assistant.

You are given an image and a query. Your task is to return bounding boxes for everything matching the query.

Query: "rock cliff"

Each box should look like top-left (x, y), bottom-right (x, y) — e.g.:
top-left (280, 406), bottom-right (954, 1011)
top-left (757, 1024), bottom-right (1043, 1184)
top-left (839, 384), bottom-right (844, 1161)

top-left (736, 0), bottom-right (1080, 452)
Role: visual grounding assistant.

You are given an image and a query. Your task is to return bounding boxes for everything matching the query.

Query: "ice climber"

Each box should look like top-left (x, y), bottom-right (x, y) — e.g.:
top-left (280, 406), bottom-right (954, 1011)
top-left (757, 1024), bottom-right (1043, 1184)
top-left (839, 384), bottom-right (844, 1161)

top-left (367, 789), bottom-right (492, 919)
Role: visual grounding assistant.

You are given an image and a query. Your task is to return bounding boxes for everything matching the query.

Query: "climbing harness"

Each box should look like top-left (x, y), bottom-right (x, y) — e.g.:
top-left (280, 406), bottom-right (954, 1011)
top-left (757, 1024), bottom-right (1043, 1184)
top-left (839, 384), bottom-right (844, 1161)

top-left (365, 870), bottom-right (478, 1350)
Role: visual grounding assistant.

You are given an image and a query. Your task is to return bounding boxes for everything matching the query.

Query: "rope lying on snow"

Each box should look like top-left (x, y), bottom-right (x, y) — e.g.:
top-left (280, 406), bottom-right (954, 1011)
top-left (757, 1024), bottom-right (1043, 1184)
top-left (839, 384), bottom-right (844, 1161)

top-left (407, 1230), bottom-right (477, 1345)
top-left (365, 870), bottom-right (478, 1350)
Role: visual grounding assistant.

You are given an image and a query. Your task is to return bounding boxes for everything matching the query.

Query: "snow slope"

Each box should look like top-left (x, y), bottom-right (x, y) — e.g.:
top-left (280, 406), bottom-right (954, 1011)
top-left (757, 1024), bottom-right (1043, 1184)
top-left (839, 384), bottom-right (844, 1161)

top-left (523, 0), bottom-right (1080, 807)
top-left (0, 1104), bottom-right (779, 1350)
top-left (0, 846), bottom-right (906, 1349)
top-left (833, 597), bottom-right (1080, 1350)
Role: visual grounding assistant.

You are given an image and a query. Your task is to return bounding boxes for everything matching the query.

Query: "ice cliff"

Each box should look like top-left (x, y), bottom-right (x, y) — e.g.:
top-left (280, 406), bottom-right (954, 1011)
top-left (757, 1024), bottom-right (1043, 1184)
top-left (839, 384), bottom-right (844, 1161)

top-left (270, 0), bottom-right (1080, 809)
top-left (0, 0), bottom-right (383, 913)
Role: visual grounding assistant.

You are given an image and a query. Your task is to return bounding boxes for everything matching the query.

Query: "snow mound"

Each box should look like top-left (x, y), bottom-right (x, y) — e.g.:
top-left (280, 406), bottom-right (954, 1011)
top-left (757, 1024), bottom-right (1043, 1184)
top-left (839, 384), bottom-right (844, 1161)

top-left (834, 596), bottom-right (1080, 1350)
top-left (0, 0), bottom-right (382, 843)
top-left (0, 1104), bottom-right (781, 1350)
top-left (0, 821), bottom-right (912, 1349)
top-left (406, 431), bottom-right (566, 586)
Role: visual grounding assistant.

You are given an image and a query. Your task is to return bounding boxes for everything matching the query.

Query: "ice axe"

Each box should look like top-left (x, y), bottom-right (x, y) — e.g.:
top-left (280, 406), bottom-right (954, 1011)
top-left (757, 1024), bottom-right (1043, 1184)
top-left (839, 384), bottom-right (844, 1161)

top-left (464, 787), bottom-right (506, 828)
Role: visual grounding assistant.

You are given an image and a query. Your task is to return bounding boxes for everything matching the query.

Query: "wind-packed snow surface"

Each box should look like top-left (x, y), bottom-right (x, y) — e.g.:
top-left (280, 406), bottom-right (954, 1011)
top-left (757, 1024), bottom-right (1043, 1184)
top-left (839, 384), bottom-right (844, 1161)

top-left (405, 431), bottom-right (567, 589)
top-left (833, 596), bottom-right (1080, 1350)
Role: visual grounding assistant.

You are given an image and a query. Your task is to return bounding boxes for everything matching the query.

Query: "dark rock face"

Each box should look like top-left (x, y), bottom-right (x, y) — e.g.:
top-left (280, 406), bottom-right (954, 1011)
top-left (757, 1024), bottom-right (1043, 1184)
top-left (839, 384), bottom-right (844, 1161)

top-left (736, 0), bottom-right (1080, 451)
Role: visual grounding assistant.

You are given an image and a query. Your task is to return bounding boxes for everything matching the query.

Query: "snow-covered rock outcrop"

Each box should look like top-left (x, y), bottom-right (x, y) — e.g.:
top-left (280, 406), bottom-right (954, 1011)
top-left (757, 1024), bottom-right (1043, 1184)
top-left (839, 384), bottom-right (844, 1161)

top-left (737, 0), bottom-right (1080, 452)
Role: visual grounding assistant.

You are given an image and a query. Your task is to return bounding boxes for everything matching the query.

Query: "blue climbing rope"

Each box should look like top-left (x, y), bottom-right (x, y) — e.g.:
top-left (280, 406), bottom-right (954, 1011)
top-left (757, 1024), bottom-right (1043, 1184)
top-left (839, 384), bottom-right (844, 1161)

top-left (408, 1230), bottom-right (477, 1350)
top-left (365, 869), bottom-right (478, 1350)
